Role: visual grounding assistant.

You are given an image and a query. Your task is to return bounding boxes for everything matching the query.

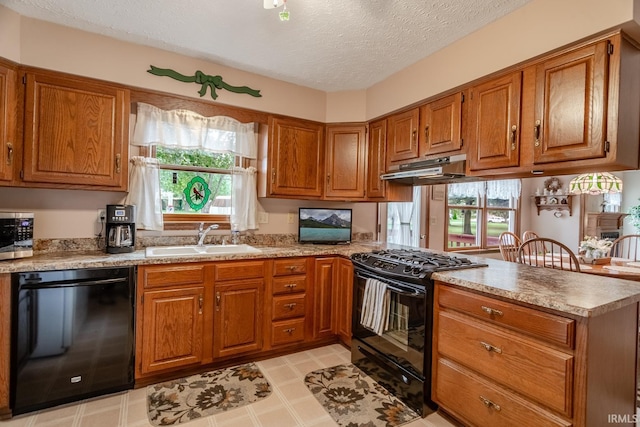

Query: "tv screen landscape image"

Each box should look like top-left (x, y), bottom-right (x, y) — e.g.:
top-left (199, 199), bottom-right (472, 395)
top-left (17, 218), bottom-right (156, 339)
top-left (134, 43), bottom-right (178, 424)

top-left (298, 208), bottom-right (352, 244)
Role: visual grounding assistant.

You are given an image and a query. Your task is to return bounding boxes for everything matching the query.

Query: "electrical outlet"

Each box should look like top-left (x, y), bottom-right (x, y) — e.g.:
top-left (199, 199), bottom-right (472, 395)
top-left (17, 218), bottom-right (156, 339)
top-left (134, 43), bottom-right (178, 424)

top-left (287, 213), bottom-right (295, 224)
top-left (97, 209), bottom-right (106, 223)
top-left (258, 212), bottom-right (269, 224)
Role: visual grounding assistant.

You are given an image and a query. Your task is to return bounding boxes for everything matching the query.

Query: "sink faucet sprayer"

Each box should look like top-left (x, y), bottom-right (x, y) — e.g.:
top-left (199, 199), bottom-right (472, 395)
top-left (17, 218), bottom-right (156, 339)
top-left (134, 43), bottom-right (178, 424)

top-left (197, 222), bottom-right (219, 246)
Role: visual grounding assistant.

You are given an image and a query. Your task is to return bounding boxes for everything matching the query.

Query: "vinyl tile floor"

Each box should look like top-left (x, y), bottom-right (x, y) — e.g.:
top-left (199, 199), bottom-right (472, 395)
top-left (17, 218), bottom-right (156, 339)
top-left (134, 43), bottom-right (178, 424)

top-left (1, 344), bottom-right (455, 427)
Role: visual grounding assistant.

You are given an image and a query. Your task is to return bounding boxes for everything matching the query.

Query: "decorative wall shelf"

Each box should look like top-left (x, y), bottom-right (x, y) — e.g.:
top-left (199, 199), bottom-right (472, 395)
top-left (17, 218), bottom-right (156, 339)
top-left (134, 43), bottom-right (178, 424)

top-left (532, 194), bottom-right (574, 216)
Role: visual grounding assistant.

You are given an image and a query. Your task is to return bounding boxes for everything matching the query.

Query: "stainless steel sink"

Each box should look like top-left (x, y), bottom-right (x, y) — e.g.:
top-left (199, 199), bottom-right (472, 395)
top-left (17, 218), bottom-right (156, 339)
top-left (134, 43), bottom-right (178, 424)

top-left (145, 244), bottom-right (262, 258)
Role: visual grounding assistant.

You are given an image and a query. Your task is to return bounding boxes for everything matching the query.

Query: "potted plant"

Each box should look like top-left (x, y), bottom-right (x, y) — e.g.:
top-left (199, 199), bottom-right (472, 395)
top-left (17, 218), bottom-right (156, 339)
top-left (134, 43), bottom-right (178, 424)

top-left (629, 199), bottom-right (640, 232)
top-left (579, 236), bottom-right (613, 263)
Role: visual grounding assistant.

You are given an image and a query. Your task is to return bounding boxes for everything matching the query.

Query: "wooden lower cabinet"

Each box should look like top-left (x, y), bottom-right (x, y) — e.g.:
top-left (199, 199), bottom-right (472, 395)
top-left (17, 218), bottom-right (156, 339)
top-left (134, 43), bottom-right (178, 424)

top-left (136, 257), bottom-right (355, 381)
top-left (213, 279), bottom-right (263, 358)
top-left (0, 274), bottom-right (10, 417)
top-left (433, 282), bottom-right (638, 427)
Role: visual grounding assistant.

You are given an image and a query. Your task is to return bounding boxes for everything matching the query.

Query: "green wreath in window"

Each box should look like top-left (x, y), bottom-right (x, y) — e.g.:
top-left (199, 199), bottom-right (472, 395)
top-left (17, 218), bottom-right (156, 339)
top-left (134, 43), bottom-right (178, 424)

top-left (183, 176), bottom-right (211, 212)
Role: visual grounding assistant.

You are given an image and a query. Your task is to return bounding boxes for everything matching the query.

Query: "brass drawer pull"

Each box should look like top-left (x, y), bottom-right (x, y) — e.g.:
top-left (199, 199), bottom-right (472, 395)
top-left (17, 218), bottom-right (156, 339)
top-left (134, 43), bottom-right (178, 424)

top-left (284, 328), bottom-right (296, 334)
top-left (284, 303), bottom-right (297, 310)
top-left (480, 341), bottom-right (502, 354)
top-left (6, 142), bottom-right (12, 165)
top-left (479, 396), bottom-right (501, 411)
top-left (510, 125), bottom-right (517, 150)
top-left (481, 306), bottom-right (503, 317)
top-left (287, 266), bottom-right (298, 271)
top-left (198, 295), bottom-right (203, 315)
top-left (534, 120), bottom-right (541, 147)
top-left (284, 283), bottom-right (298, 289)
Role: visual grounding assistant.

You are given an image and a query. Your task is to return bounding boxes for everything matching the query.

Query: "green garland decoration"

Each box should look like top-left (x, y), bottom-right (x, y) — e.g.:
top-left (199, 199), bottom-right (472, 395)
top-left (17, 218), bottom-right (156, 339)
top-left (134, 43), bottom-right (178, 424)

top-left (147, 66), bottom-right (262, 100)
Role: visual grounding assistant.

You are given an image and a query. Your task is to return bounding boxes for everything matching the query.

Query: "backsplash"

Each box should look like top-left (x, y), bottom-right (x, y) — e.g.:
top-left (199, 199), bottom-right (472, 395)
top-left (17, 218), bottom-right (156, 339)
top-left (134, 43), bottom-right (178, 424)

top-left (34, 232), bottom-right (375, 254)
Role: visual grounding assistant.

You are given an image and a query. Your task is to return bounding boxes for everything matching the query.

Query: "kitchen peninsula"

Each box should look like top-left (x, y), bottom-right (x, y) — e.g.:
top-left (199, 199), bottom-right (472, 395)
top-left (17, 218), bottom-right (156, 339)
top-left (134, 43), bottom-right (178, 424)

top-left (1, 245), bottom-right (639, 425)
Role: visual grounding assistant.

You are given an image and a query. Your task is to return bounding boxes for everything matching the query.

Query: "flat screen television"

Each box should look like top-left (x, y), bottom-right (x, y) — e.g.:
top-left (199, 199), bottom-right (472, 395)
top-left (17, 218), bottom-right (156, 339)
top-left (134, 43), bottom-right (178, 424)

top-left (298, 208), bottom-right (352, 244)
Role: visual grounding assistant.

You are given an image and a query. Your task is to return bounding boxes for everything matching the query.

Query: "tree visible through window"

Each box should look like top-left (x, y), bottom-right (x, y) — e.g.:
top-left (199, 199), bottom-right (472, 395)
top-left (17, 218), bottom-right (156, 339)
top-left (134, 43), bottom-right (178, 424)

top-left (447, 180), bottom-right (520, 250)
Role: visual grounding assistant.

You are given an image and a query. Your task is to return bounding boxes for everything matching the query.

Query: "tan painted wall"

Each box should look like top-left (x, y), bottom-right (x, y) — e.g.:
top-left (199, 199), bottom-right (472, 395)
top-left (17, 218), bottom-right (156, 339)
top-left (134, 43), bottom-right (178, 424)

top-left (0, 6), bottom-right (21, 62)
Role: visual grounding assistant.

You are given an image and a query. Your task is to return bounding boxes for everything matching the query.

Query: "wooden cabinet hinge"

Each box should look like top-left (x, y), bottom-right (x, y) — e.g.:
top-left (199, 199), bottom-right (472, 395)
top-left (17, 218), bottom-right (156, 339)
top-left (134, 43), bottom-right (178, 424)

top-left (461, 92), bottom-right (465, 103)
top-left (605, 141), bottom-right (610, 153)
top-left (141, 294), bottom-right (144, 304)
top-left (19, 170), bottom-right (23, 179)
top-left (460, 138), bottom-right (464, 148)
top-left (607, 41), bottom-right (614, 55)
top-left (22, 75), bottom-right (26, 85)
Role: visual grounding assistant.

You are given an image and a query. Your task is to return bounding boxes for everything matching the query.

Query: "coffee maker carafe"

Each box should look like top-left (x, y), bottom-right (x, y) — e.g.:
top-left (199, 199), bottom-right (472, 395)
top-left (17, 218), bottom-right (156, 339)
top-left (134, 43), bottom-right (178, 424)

top-left (105, 205), bottom-right (135, 254)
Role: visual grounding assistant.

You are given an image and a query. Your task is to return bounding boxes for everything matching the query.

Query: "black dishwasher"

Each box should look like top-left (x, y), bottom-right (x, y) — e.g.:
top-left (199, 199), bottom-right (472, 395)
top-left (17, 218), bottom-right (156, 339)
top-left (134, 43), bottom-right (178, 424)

top-left (10, 266), bottom-right (135, 415)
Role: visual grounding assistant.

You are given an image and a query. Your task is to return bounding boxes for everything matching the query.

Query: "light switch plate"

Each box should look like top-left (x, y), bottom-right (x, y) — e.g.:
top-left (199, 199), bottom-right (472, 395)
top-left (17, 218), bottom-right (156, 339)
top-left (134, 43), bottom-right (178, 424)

top-left (287, 213), bottom-right (295, 224)
top-left (258, 212), bottom-right (269, 224)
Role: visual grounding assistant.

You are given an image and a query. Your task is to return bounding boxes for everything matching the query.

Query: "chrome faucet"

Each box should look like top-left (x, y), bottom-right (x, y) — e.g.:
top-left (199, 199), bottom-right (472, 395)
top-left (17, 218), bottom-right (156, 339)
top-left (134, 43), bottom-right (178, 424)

top-left (197, 222), bottom-right (219, 246)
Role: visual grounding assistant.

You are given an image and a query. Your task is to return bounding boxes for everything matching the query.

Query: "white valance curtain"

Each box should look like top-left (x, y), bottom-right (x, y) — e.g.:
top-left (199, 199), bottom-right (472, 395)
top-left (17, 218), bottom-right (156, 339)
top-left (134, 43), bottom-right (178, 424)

top-left (448, 179), bottom-right (521, 199)
top-left (128, 103), bottom-right (259, 231)
top-left (132, 103), bottom-right (257, 159)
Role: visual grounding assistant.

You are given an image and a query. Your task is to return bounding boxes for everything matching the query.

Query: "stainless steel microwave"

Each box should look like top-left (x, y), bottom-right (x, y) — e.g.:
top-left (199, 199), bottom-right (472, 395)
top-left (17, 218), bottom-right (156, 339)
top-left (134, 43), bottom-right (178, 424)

top-left (0, 212), bottom-right (34, 260)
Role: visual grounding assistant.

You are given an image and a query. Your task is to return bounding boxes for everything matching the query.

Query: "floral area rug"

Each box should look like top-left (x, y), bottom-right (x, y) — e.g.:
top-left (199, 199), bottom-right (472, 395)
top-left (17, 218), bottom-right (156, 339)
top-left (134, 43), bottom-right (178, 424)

top-left (147, 362), bottom-right (271, 426)
top-left (304, 363), bottom-right (420, 427)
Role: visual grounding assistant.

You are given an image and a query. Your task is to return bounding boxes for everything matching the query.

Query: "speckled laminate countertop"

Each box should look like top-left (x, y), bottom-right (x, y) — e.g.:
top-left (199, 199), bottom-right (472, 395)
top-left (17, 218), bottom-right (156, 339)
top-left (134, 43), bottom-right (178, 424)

top-left (2, 243), bottom-right (640, 318)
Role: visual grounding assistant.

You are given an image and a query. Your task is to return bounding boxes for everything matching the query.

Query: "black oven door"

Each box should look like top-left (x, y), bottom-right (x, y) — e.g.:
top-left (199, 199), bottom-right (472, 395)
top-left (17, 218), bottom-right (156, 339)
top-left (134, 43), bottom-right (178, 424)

top-left (352, 269), bottom-right (430, 378)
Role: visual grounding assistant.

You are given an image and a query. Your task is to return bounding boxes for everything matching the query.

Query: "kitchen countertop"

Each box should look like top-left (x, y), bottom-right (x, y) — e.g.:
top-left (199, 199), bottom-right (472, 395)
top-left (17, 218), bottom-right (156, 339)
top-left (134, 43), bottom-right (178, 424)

top-left (2, 243), bottom-right (640, 318)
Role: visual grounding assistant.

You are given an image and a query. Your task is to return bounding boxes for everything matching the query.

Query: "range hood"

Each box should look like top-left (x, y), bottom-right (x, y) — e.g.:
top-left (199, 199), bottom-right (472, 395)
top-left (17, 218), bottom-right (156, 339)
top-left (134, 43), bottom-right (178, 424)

top-left (380, 154), bottom-right (480, 185)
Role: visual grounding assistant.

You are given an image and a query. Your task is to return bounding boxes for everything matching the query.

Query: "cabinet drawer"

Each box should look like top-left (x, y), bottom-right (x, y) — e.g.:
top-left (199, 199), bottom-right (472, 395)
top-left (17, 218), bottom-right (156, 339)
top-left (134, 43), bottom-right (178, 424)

top-left (214, 261), bottom-right (266, 281)
top-left (142, 264), bottom-right (206, 289)
top-left (273, 294), bottom-right (306, 320)
top-left (272, 276), bottom-right (307, 295)
top-left (437, 310), bottom-right (573, 416)
top-left (273, 258), bottom-right (307, 276)
top-left (435, 358), bottom-right (572, 427)
top-left (437, 285), bottom-right (575, 349)
top-left (271, 318), bottom-right (306, 346)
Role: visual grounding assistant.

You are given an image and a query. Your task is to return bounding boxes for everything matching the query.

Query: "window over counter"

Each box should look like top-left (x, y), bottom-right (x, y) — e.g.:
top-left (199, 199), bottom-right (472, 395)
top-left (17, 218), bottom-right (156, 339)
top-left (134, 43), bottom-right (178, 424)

top-left (446, 180), bottom-right (520, 250)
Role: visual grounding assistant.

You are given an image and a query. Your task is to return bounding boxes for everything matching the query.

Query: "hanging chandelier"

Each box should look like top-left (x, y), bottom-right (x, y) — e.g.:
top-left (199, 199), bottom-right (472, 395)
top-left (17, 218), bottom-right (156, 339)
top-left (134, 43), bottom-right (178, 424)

top-left (263, 0), bottom-right (290, 21)
top-left (569, 172), bottom-right (623, 195)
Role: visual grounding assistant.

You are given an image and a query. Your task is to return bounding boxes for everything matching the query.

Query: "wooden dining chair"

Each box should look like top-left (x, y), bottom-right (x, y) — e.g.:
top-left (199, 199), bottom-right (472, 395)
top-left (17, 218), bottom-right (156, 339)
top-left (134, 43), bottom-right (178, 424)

top-left (609, 235), bottom-right (640, 261)
top-left (518, 237), bottom-right (581, 272)
top-left (520, 230), bottom-right (545, 256)
top-left (498, 231), bottom-right (521, 262)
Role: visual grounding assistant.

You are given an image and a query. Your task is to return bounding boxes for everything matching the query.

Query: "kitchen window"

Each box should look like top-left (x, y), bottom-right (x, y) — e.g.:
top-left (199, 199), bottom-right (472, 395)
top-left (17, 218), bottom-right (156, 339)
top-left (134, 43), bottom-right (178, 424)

top-left (446, 180), bottom-right (520, 251)
top-left (128, 103), bottom-right (258, 231)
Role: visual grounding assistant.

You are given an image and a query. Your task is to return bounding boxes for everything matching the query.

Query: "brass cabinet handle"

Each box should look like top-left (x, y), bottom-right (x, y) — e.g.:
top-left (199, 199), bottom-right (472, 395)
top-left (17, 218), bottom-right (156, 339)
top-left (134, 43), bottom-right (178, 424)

top-left (271, 168), bottom-right (275, 184)
top-left (534, 120), bottom-right (541, 147)
top-left (198, 295), bottom-right (203, 315)
top-left (510, 125), bottom-right (517, 150)
top-left (215, 292), bottom-right (221, 312)
top-left (479, 396), bottom-right (501, 411)
top-left (284, 328), bottom-right (296, 334)
top-left (284, 283), bottom-right (298, 290)
top-left (287, 265), bottom-right (297, 271)
top-left (412, 129), bottom-right (417, 143)
top-left (480, 341), bottom-right (502, 354)
top-left (115, 153), bottom-right (121, 173)
top-left (284, 303), bottom-right (297, 310)
top-left (424, 125), bottom-right (429, 142)
top-left (481, 306), bottom-right (503, 317)
top-left (6, 142), bottom-right (12, 165)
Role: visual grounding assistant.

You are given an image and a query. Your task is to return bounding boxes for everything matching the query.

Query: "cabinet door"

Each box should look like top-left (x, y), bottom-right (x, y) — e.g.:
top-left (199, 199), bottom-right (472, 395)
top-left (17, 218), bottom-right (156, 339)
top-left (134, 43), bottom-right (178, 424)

top-left (0, 274), bottom-right (10, 416)
top-left (367, 119), bottom-right (386, 199)
top-left (268, 117), bottom-right (324, 198)
top-left (214, 279), bottom-right (263, 358)
top-left (325, 124), bottom-right (366, 199)
top-left (0, 64), bottom-right (16, 184)
top-left (23, 71), bottom-right (128, 189)
top-left (335, 258), bottom-right (353, 345)
top-left (313, 258), bottom-right (336, 339)
top-left (140, 287), bottom-right (204, 374)
top-left (468, 72), bottom-right (522, 171)
top-left (387, 108), bottom-right (420, 165)
top-left (420, 92), bottom-right (463, 156)
top-left (533, 40), bottom-right (609, 164)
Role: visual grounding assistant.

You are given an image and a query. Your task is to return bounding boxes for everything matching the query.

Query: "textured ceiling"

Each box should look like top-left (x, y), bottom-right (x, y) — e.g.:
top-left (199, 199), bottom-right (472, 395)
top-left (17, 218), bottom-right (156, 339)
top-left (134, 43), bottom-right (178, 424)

top-left (1, 0), bottom-right (530, 91)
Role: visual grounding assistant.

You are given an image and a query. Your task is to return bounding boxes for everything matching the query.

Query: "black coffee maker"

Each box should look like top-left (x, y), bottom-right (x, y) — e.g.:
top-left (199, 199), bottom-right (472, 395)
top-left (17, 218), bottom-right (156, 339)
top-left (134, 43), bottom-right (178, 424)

top-left (105, 204), bottom-right (136, 254)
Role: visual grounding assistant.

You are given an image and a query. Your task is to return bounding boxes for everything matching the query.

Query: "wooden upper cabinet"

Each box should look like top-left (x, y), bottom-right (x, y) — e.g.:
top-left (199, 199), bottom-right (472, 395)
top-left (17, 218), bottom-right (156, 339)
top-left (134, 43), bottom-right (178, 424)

top-left (366, 119), bottom-right (386, 199)
top-left (387, 107), bottom-right (420, 166)
top-left (22, 71), bottom-right (129, 190)
top-left (420, 92), bottom-right (463, 156)
top-left (0, 63), bottom-right (16, 184)
top-left (267, 117), bottom-right (324, 198)
top-left (532, 40), bottom-right (609, 165)
top-left (467, 72), bottom-right (522, 171)
top-left (325, 124), bottom-right (366, 200)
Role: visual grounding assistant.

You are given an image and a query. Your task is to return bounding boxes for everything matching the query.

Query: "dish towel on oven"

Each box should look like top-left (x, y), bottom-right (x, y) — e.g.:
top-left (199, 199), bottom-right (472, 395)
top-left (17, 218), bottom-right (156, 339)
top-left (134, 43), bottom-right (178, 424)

top-left (360, 278), bottom-right (390, 335)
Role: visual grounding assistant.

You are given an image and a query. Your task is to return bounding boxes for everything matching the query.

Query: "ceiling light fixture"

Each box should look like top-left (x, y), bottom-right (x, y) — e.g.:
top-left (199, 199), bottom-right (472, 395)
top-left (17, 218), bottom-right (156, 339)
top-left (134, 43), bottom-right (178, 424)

top-left (569, 172), bottom-right (623, 195)
top-left (263, 0), bottom-right (290, 21)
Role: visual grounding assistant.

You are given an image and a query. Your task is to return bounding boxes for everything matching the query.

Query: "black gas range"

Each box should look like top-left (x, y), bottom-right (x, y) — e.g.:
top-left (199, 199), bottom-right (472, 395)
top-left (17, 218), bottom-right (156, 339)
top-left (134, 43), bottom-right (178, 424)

top-left (351, 248), bottom-right (487, 284)
top-left (350, 248), bottom-right (487, 416)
